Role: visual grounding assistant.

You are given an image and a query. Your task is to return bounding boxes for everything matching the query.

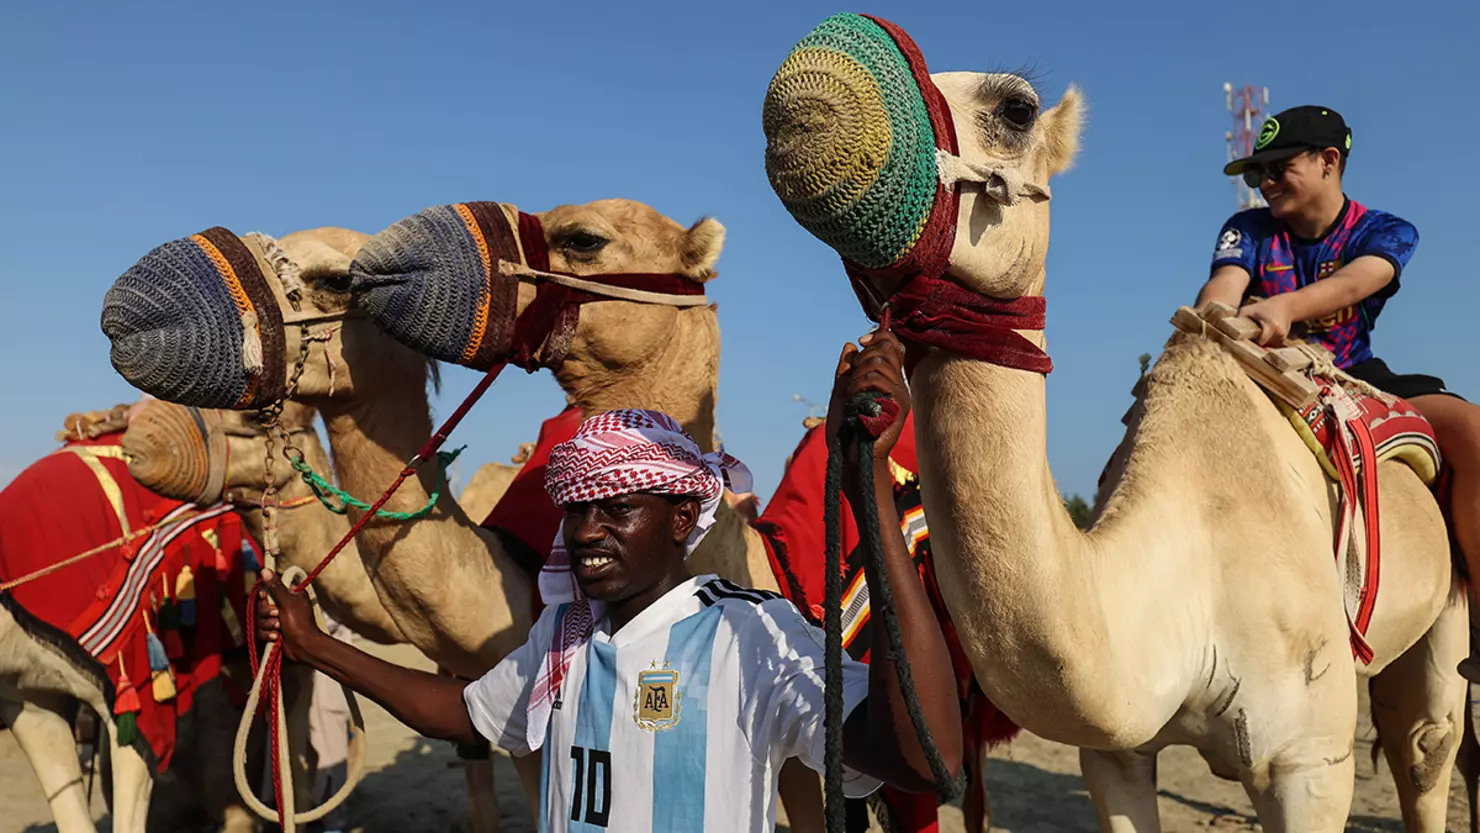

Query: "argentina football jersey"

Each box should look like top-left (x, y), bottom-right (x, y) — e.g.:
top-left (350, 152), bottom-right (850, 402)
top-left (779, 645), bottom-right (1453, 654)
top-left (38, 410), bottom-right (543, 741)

top-left (464, 574), bottom-right (880, 832)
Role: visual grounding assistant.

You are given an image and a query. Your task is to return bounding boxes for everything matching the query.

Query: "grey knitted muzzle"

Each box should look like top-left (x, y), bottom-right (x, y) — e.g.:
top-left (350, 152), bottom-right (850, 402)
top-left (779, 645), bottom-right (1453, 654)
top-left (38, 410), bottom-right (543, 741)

top-left (348, 202), bottom-right (525, 371)
top-left (101, 228), bottom-right (287, 410)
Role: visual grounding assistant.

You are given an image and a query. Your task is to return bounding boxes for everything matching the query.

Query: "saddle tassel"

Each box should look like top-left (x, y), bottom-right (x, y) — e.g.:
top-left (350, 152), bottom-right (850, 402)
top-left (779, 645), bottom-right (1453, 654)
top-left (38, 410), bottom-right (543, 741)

top-left (144, 616), bottom-right (177, 702)
top-left (113, 655), bottom-right (142, 745)
top-left (176, 564), bottom-right (197, 627)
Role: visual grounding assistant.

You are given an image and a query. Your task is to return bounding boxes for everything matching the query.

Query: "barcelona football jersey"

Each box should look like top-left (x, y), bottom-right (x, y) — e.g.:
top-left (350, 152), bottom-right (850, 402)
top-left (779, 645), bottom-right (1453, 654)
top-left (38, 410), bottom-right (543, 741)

top-left (1210, 198), bottom-right (1418, 368)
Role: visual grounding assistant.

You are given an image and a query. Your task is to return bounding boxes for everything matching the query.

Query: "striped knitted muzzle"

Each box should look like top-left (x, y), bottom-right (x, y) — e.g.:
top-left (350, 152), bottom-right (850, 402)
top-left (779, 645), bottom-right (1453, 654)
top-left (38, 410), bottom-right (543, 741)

top-left (763, 14), bottom-right (961, 287)
top-left (347, 202), bottom-right (710, 373)
top-left (763, 13), bottom-right (1050, 314)
top-left (102, 229), bottom-right (291, 410)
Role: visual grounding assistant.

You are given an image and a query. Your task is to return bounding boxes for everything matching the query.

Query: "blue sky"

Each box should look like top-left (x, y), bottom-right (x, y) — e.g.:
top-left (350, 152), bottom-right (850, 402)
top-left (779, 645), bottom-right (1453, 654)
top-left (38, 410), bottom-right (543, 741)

top-left (2, 0), bottom-right (1476, 506)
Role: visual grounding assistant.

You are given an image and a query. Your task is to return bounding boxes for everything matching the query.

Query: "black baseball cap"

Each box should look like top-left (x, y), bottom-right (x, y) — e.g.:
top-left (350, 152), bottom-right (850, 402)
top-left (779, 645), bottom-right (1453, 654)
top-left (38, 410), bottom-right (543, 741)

top-left (1223, 105), bottom-right (1353, 176)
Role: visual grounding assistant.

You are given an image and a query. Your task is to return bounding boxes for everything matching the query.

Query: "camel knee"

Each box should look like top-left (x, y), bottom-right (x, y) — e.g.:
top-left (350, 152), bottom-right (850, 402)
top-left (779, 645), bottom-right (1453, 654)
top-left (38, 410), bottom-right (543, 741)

top-left (1406, 720), bottom-right (1459, 795)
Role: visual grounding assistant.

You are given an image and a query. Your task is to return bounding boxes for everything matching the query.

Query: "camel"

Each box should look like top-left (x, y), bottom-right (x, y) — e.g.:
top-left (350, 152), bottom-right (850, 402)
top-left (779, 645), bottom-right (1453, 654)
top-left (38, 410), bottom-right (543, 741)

top-left (762, 40), bottom-right (1469, 831)
top-left (458, 444), bottom-right (531, 524)
top-left (121, 398), bottom-right (533, 833)
top-left (98, 207), bottom-right (830, 829)
top-left (0, 407), bottom-right (264, 833)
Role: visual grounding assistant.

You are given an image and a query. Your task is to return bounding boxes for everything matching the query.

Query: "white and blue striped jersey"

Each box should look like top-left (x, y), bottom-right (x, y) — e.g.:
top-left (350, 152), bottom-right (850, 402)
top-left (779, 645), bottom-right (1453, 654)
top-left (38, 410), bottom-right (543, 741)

top-left (463, 574), bottom-right (879, 832)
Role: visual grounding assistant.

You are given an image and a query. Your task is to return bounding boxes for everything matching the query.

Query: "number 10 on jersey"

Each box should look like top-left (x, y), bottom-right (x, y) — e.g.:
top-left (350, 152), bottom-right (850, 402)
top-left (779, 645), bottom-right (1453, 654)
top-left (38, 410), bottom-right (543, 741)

top-left (569, 745), bottom-right (612, 827)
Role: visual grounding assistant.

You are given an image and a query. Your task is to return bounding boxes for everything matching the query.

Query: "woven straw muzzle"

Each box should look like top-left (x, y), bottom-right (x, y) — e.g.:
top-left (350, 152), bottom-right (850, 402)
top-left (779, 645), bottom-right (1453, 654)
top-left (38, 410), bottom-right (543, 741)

top-left (122, 401), bottom-right (229, 506)
top-left (102, 229), bottom-right (288, 410)
top-left (347, 201), bottom-right (526, 372)
top-left (763, 13), bottom-right (947, 272)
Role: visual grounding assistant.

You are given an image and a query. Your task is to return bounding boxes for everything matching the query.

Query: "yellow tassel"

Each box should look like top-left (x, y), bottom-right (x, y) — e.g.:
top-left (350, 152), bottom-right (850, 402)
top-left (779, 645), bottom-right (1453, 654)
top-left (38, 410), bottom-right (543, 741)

top-left (175, 564), bottom-right (196, 601)
top-left (151, 667), bottom-right (177, 702)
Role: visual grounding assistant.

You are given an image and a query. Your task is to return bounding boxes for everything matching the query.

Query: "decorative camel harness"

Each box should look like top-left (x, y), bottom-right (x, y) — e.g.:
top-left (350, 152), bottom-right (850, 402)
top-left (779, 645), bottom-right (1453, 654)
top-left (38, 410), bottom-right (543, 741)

top-left (229, 224), bottom-right (712, 831)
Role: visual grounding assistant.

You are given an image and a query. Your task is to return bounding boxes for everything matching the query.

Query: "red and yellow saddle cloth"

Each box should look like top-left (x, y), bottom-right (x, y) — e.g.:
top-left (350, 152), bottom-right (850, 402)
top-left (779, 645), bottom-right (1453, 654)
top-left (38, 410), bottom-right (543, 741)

top-left (0, 432), bottom-right (252, 771)
top-left (1276, 380), bottom-right (1441, 664)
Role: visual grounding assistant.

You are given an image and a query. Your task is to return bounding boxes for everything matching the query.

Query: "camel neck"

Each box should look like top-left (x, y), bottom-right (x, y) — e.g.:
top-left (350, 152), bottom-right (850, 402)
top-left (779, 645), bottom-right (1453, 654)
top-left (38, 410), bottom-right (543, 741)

top-left (556, 307), bottom-right (720, 451)
top-left (909, 338), bottom-right (1200, 745)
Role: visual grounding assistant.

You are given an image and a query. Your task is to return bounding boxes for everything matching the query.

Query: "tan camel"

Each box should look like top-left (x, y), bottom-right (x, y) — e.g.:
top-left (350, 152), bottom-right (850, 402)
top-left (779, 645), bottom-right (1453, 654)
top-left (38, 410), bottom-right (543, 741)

top-left (767, 64), bottom-right (1468, 831)
top-left (245, 212), bottom-right (812, 825)
top-left (121, 399), bottom-right (533, 833)
top-left (457, 444), bottom-right (531, 527)
top-left (99, 205), bottom-right (816, 828)
top-left (260, 213), bottom-right (775, 678)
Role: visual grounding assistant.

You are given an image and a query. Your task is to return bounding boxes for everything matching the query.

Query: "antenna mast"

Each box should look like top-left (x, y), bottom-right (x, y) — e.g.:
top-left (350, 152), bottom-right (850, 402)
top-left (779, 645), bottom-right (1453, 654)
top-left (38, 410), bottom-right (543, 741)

top-left (1224, 82), bottom-right (1270, 210)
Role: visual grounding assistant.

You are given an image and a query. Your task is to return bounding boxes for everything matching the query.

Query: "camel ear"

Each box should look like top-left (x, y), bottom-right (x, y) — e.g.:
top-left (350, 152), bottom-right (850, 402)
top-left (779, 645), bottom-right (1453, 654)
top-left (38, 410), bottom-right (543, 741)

top-left (1039, 85), bottom-right (1085, 175)
top-left (680, 217), bottom-right (725, 281)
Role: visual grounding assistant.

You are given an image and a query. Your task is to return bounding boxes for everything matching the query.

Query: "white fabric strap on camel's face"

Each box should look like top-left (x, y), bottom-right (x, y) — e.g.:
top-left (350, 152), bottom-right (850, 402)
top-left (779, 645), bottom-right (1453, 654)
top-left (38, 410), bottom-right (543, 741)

top-left (935, 148), bottom-right (1051, 206)
top-left (495, 261), bottom-right (712, 308)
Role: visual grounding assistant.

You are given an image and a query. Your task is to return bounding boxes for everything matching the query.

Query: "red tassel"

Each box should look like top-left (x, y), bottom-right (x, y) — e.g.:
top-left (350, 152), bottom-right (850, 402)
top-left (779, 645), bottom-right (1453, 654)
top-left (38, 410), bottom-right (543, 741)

top-left (113, 656), bottom-right (142, 715)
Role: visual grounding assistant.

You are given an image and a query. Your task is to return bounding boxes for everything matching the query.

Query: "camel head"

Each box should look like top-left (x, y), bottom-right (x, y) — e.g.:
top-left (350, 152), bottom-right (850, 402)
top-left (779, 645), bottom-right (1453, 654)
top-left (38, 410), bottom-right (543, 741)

top-left (346, 198), bottom-right (723, 382)
top-left (762, 14), bottom-right (1083, 303)
top-left (930, 73), bottom-right (1082, 298)
top-left (122, 397), bottom-right (320, 508)
top-left (100, 201), bottom-right (723, 418)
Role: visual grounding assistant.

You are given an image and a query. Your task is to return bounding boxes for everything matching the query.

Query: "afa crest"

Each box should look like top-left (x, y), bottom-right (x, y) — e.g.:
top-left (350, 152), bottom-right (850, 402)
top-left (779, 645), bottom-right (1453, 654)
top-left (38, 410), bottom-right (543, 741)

top-left (634, 664), bottom-right (681, 731)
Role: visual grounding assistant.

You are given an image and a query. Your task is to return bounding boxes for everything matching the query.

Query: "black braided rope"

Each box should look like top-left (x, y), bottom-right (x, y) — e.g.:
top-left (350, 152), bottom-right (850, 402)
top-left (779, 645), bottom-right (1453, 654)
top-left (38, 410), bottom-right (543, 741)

top-left (823, 392), bottom-right (963, 832)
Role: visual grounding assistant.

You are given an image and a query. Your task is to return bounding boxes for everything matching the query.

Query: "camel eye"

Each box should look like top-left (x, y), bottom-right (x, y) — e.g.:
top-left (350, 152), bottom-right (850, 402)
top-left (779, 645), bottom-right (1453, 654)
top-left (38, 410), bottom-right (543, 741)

top-left (322, 273), bottom-right (354, 293)
top-left (559, 232), bottom-right (609, 254)
top-left (999, 97), bottom-right (1038, 130)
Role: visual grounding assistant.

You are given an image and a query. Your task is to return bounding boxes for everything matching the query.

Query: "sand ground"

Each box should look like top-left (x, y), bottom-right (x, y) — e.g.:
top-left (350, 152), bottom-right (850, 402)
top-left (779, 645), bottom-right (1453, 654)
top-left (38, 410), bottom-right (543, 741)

top-left (2, 642), bottom-right (1468, 832)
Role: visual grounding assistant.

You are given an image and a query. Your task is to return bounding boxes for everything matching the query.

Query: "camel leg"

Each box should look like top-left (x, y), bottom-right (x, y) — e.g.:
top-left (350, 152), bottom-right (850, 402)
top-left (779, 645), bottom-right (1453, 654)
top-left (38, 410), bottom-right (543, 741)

top-left (105, 726), bottom-right (156, 833)
top-left (1080, 748), bottom-right (1160, 832)
top-left (1370, 588), bottom-right (1468, 833)
top-left (513, 751), bottom-right (543, 816)
top-left (778, 757), bottom-right (825, 833)
top-left (461, 750), bottom-right (501, 833)
top-left (0, 695), bottom-right (98, 833)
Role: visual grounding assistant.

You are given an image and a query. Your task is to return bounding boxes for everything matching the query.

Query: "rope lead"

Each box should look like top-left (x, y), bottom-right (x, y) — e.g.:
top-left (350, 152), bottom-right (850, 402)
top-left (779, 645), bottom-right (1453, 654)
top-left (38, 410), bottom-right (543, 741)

top-left (822, 390), bottom-right (963, 833)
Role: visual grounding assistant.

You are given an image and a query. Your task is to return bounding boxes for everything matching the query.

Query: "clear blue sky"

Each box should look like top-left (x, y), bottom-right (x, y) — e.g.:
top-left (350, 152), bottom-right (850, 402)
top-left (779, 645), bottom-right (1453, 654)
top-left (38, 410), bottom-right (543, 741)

top-left (2, 0), bottom-right (1476, 506)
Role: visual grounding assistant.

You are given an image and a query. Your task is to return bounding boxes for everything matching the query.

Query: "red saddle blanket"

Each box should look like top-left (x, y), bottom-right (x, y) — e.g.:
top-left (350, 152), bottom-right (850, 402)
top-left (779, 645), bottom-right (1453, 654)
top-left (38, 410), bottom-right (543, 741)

top-left (1277, 380), bottom-right (1442, 664)
top-left (0, 432), bottom-right (251, 771)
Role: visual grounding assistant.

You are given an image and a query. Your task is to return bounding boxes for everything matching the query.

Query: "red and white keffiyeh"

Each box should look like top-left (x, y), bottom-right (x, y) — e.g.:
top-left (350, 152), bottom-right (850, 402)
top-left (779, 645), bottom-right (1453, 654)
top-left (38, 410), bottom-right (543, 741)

top-left (526, 409), bottom-right (752, 749)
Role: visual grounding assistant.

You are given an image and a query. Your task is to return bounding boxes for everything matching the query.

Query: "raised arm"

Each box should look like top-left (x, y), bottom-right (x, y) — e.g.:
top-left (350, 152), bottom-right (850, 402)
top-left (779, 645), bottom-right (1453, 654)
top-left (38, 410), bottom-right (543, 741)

top-left (255, 569), bottom-right (482, 746)
top-left (830, 331), bottom-right (963, 791)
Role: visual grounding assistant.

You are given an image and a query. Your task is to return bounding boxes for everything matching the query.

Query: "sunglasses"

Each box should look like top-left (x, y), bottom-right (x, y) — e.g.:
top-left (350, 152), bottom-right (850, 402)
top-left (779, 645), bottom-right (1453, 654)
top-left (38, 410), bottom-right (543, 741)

top-left (1241, 155), bottom-right (1300, 188)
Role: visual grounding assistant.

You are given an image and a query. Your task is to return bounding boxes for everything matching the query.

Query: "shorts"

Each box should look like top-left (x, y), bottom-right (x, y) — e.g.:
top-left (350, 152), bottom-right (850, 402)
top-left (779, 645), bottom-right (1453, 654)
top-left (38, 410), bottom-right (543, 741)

top-left (1345, 357), bottom-right (1465, 402)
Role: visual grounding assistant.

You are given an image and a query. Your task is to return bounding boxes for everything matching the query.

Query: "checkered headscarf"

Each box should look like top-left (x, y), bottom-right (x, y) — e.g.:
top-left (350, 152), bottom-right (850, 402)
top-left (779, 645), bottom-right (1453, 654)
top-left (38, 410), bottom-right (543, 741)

top-left (538, 408), bottom-right (752, 606)
top-left (525, 409), bottom-right (751, 750)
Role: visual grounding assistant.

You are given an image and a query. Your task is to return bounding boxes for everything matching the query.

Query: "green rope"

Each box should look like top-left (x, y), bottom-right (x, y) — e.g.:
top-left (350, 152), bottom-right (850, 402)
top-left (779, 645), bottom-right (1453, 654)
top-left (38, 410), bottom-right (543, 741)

top-left (290, 446), bottom-right (465, 521)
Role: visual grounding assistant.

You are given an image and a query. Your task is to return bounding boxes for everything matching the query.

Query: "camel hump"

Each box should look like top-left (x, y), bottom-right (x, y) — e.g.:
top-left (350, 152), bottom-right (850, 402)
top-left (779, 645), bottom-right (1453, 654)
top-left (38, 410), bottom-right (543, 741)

top-left (57, 404), bottom-right (132, 443)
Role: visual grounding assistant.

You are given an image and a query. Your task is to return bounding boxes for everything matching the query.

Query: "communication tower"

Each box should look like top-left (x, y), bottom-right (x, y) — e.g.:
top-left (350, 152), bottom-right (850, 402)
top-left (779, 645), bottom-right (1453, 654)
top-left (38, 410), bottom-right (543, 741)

top-left (1224, 82), bottom-right (1270, 210)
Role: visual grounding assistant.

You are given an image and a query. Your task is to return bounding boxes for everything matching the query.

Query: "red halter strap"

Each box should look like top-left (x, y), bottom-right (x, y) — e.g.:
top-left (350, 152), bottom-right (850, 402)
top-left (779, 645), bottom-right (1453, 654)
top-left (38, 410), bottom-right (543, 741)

top-left (845, 263), bottom-right (1053, 375)
top-left (507, 212), bottom-right (707, 371)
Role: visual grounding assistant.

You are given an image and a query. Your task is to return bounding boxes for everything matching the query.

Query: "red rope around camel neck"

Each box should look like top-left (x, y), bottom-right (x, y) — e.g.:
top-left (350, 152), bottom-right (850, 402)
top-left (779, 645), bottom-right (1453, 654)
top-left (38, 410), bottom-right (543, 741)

top-left (849, 268), bottom-right (1053, 375)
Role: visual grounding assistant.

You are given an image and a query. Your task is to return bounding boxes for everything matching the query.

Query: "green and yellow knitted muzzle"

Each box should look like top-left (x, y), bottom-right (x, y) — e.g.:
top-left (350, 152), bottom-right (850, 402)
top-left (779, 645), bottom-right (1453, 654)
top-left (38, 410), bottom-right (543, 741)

top-left (763, 13), bottom-right (959, 278)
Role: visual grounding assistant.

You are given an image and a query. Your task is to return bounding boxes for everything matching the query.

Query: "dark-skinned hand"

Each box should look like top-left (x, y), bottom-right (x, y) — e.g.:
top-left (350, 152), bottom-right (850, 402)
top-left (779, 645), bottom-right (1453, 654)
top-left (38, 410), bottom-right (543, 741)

top-left (254, 568), bottom-right (322, 663)
top-left (826, 328), bottom-right (911, 484)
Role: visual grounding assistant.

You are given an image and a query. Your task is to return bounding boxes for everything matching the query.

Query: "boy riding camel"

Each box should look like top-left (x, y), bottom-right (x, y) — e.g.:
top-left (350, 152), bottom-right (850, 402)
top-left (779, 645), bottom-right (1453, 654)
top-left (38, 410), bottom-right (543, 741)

top-left (1196, 104), bottom-right (1480, 679)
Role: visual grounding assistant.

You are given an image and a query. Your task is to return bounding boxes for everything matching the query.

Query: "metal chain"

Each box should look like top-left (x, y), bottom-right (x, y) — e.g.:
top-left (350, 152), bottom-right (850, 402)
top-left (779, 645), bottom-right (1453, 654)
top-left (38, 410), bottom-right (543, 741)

top-left (252, 324), bottom-right (315, 565)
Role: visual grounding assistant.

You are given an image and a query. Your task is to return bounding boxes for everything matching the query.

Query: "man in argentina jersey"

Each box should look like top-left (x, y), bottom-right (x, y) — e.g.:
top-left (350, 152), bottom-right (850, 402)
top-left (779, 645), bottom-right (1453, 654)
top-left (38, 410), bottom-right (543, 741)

top-left (1197, 104), bottom-right (1480, 680)
top-left (254, 330), bottom-right (964, 832)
